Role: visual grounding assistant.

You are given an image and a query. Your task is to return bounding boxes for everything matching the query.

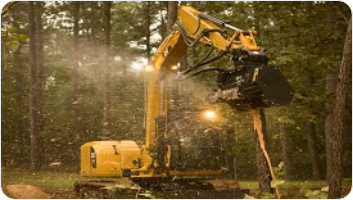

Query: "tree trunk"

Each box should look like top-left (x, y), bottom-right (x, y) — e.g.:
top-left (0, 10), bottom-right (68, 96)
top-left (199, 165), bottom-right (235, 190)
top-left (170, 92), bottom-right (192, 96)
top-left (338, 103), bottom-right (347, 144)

top-left (275, 18), bottom-right (293, 181)
top-left (71, 1), bottom-right (81, 139)
top-left (145, 2), bottom-right (151, 59)
top-left (280, 124), bottom-right (293, 180)
top-left (102, 1), bottom-right (111, 135)
top-left (253, 109), bottom-right (272, 198)
top-left (306, 63), bottom-right (322, 180)
top-left (307, 122), bottom-right (322, 180)
top-left (226, 128), bottom-right (235, 179)
top-left (325, 11), bottom-right (339, 180)
top-left (325, 73), bottom-right (338, 179)
top-left (328, 16), bottom-right (351, 199)
top-left (28, 1), bottom-right (38, 171)
top-left (159, 2), bottom-right (167, 40)
top-left (11, 8), bottom-right (27, 166)
top-left (35, 1), bottom-right (44, 129)
top-left (34, 2), bottom-right (44, 167)
top-left (167, 1), bottom-right (178, 33)
top-left (14, 51), bottom-right (28, 165)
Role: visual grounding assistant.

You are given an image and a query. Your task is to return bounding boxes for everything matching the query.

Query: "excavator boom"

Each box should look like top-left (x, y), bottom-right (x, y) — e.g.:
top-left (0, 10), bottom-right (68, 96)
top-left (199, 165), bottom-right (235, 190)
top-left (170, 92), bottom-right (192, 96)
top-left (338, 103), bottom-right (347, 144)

top-left (145, 5), bottom-right (292, 152)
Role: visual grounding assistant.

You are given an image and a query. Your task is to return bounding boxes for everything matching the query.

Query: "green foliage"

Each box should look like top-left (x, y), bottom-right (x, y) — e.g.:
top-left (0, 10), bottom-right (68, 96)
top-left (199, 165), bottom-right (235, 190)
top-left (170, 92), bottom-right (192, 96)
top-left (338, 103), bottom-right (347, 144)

top-left (1, 26), bottom-right (27, 52)
top-left (271, 179), bottom-right (286, 188)
top-left (274, 161), bottom-right (286, 179)
top-left (303, 186), bottom-right (329, 199)
top-left (1, 170), bottom-right (81, 190)
top-left (262, 192), bottom-right (276, 199)
top-left (1, 2), bottom-right (351, 182)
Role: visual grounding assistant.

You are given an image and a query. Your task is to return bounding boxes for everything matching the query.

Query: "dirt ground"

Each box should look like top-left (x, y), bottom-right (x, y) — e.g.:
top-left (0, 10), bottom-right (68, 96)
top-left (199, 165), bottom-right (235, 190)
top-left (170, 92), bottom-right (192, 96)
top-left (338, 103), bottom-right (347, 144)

top-left (49, 190), bottom-right (78, 199)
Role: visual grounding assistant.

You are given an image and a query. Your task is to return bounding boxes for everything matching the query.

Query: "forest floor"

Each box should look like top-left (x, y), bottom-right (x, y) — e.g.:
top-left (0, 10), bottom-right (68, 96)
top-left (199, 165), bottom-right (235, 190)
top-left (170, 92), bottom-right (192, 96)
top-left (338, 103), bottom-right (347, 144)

top-left (1, 169), bottom-right (351, 199)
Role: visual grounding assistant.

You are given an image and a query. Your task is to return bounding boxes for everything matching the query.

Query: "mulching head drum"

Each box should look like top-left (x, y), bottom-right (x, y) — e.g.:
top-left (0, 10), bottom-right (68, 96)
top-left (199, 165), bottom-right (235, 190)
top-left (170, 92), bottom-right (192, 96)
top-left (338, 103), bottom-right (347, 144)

top-left (210, 65), bottom-right (293, 109)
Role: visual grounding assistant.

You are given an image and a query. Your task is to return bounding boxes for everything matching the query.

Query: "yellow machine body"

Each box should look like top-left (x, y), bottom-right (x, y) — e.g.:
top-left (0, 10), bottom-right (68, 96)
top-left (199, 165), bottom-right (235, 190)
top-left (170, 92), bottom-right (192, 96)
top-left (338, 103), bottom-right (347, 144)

top-left (80, 140), bottom-right (141, 177)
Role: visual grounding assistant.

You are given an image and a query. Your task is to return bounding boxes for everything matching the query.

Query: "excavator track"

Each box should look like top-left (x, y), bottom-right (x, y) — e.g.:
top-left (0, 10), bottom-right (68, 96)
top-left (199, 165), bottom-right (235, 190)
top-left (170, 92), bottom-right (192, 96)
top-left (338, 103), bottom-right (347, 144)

top-left (74, 179), bottom-right (248, 199)
top-left (74, 181), bottom-right (140, 199)
top-left (151, 179), bottom-right (247, 199)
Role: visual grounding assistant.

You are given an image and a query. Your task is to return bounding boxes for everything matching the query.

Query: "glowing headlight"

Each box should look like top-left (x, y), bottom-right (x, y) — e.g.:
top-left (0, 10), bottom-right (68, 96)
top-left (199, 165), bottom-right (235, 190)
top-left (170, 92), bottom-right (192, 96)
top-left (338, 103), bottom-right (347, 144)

top-left (204, 110), bottom-right (216, 120)
top-left (144, 65), bottom-right (154, 72)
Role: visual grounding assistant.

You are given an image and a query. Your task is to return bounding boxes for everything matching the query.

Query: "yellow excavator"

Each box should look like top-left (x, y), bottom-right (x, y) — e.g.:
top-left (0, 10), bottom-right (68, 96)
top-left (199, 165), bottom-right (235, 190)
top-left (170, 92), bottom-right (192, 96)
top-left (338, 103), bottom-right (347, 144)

top-left (75, 5), bottom-right (292, 198)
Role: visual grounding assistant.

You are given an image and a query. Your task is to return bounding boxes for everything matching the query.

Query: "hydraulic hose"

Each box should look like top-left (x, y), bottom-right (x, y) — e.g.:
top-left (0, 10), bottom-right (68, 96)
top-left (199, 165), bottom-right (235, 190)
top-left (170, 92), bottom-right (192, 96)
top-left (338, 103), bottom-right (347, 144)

top-left (178, 67), bottom-right (228, 81)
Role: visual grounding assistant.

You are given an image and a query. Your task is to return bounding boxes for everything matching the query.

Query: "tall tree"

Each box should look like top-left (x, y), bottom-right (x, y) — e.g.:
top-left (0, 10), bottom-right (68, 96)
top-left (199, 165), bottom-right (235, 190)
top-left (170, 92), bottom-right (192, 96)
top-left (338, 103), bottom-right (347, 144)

top-left (9, 6), bottom-right (29, 166)
top-left (280, 124), bottom-right (293, 180)
top-left (324, 9), bottom-right (339, 180)
top-left (28, 1), bottom-right (38, 170)
top-left (306, 31), bottom-right (322, 179)
top-left (158, 2), bottom-right (168, 40)
top-left (144, 1), bottom-right (151, 60)
top-left (274, 17), bottom-right (293, 180)
top-left (167, 1), bottom-right (178, 33)
top-left (71, 1), bottom-right (81, 138)
top-left (307, 122), bottom-right (322, 180)
top-left (102, 1), bottom-right (111, 135)
top-left (34, 2), bottom-right (45, 167)
top-left (328, 16), bottom-right (351, 199)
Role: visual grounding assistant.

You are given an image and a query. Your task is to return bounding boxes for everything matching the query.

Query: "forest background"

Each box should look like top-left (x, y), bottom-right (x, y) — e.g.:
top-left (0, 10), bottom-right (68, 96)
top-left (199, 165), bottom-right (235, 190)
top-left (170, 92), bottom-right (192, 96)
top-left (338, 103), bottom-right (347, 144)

top-left (1, 1), bottom-right (351, 186)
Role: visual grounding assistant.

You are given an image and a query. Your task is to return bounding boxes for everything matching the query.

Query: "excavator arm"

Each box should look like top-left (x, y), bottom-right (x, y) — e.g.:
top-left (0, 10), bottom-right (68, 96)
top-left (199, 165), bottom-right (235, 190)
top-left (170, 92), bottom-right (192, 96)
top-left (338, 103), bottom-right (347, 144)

top-left (144, 5), bottom-right (292, 151)
top-left (147, 5), bottom-right (261, 71)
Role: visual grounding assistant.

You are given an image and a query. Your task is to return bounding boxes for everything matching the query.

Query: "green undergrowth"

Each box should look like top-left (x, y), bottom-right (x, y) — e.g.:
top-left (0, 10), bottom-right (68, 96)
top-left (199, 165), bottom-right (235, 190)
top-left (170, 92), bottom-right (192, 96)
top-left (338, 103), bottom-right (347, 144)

top-left (1, 169), bottom-right (352, 198)
top-left (1, 169), bottom-right (130, 191)
top-left (2, 169), bottom-right (81, 191)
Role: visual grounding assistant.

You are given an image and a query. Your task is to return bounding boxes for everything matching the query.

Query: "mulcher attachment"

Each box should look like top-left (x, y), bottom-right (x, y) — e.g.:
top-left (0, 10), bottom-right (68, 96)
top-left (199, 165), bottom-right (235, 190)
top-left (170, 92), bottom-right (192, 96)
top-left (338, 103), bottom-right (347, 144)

top-left (208, 46), bottom-right (292, 109)
top-left (209, 65), bottom-right (293, 109)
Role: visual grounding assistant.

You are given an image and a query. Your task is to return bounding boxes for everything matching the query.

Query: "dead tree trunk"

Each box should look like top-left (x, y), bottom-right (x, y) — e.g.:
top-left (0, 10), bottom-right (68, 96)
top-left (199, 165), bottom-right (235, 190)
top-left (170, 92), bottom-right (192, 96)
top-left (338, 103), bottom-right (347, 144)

top-left (252, 108), bottom-right (273, 198)
top-left (328, 16), bottom-right (351, 199)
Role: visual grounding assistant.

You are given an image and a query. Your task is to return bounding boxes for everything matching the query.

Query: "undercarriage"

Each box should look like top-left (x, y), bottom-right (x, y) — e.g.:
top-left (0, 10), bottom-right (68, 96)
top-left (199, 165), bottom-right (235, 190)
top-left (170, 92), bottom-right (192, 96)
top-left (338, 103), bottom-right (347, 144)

top-left (74, 178), bottom-right (248, 199)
